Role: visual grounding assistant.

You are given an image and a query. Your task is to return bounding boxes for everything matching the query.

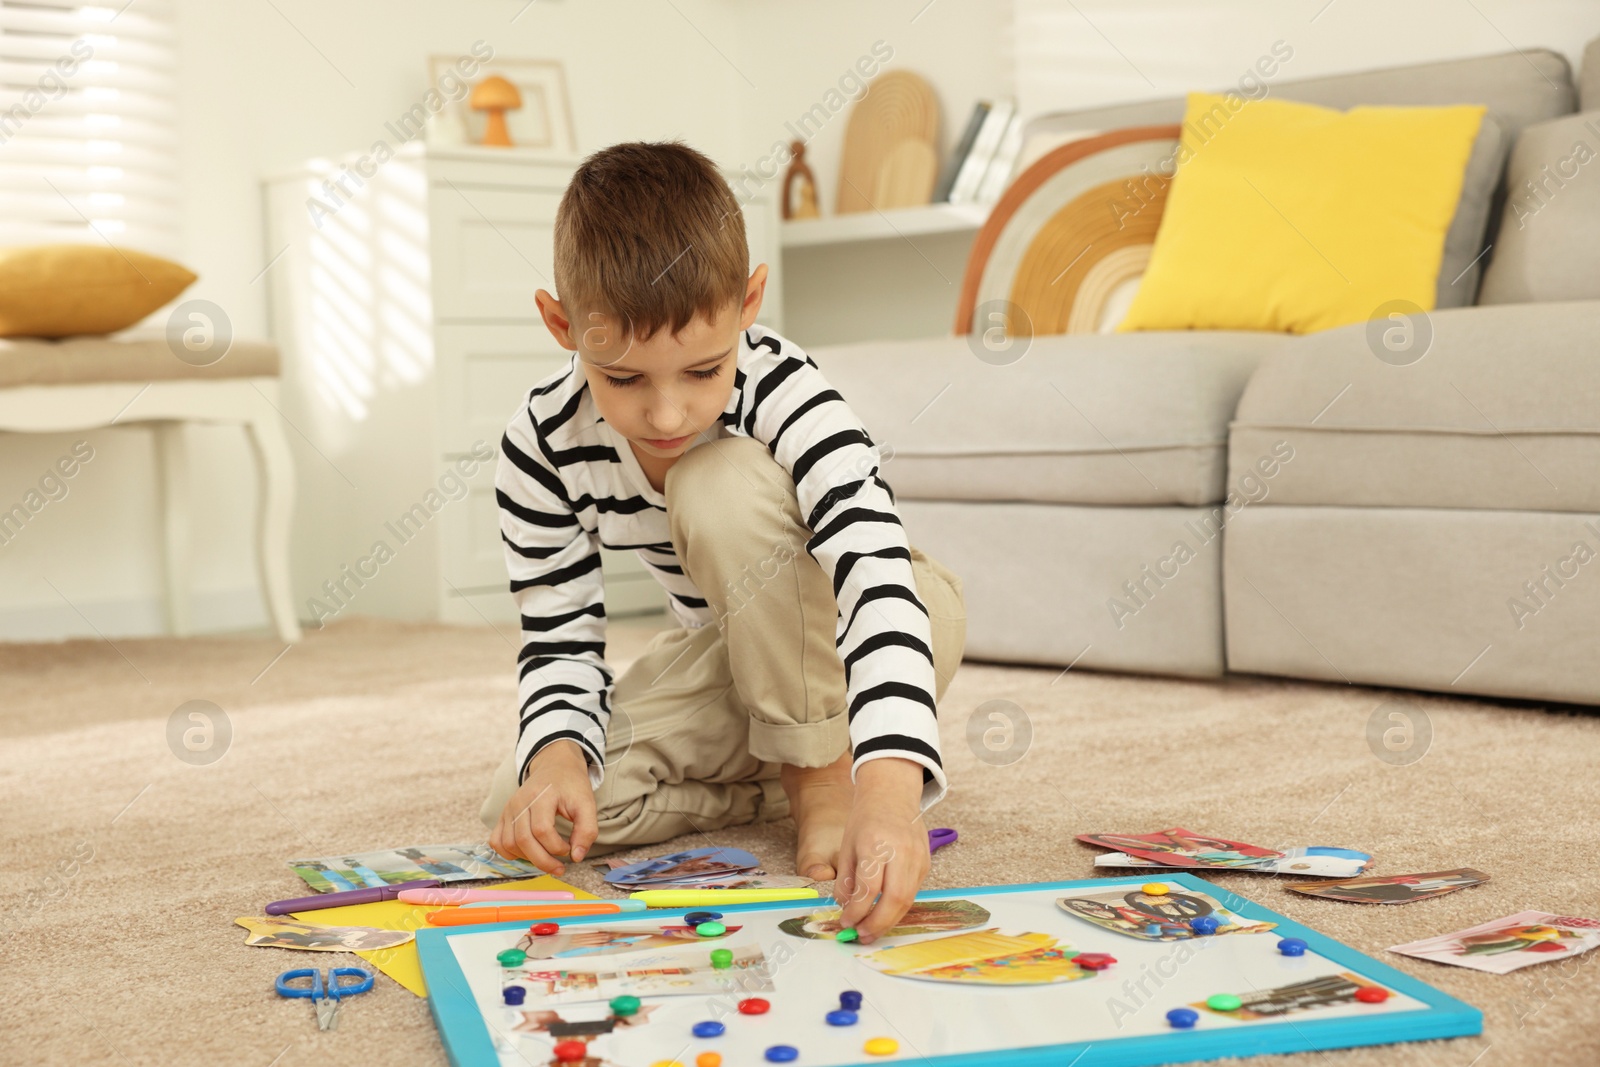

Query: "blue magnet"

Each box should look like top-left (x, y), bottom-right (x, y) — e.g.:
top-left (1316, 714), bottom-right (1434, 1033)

top-left (826, 1010), bottom-right (858, 1026)
top-left (692, 1020), bottom-right (726, 1038)
top-left (1166, 1007), bottom-right (1199, 1029)
top-left (1278, 937), bottom-right (1308, 957)
top-left (1189, 916), bottom-right (1221, 935)
top-left (684, 910), bottom-right (723, 926)
top-left (503, 986), bottom-right (526, 1005)
top-left (765, 1045), bottom-right (799, 1063)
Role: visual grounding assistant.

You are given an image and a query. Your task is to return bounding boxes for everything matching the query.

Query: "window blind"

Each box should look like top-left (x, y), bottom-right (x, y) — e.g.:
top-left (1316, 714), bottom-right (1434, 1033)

top-left (0, 0), bottom-right (179, 256)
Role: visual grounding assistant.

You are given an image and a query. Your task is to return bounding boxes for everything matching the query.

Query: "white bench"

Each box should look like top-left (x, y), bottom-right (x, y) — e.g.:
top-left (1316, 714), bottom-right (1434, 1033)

top-left (0, 331), bottom-right (301, 642)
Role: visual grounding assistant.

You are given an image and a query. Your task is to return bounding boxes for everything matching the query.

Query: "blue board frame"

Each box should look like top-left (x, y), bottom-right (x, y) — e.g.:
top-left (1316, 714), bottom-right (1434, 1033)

top-left (418, 874), bottom-right (1482, 1067)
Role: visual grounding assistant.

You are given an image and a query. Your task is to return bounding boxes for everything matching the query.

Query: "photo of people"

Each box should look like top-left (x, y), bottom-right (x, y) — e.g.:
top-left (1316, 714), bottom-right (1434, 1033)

top-left (603, 847), bottom-right (758, 886)
top-left (1078, 828), bottom-right (1283, 869)
top-left (287, 842), bottom-right (541, 891)
top-left (779, 899), bottom-right (990, 940)
top-left (1055, 888), bottom-right (1276, 941)
top-left (518, 923), bottom-right (743, 960)
top-left (509, 943), bottom-right (776, 1003)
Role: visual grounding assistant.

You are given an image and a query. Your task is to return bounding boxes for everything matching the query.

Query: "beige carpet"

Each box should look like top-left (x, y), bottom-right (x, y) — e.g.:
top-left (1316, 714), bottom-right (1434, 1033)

top-left (2, 615), bottom-right (1597, 1066)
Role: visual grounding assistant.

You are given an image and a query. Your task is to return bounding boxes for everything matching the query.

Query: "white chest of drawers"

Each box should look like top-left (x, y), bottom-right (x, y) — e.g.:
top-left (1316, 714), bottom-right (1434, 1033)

top-left (263, 141), bottom-right (782, 628)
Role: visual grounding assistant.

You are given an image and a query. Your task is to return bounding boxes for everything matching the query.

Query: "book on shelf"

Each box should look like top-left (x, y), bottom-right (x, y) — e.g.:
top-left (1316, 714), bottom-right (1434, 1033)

top-left (933, 100), bottom-right (990, 204)
top-left (974, 110), bottom-right (1025, 204)
top-left (948, 98), bottom-right (1015, 205)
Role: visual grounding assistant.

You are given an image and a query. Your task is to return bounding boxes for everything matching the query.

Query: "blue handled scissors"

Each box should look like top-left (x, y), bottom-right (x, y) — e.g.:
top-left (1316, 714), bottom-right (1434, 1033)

top-left (276, 966), bottom-right (374, 1030)
top-left (928, 827), bottom-right (958, 854)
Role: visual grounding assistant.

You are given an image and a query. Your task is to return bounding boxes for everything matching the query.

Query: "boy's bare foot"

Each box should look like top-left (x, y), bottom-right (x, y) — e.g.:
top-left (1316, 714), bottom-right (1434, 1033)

top-left (781, 750), bottom-right (855, 882)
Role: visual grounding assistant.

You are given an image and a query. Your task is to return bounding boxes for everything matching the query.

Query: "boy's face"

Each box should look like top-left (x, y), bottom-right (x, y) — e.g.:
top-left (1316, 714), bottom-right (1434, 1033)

top-left (536, 265), bottom-right (767, 461)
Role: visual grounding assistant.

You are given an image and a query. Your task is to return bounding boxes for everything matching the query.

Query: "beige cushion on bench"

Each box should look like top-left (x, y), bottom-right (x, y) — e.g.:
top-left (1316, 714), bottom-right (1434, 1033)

top-left (1229, 300), bottom-right (1600, 514)
top-left (0, 332), bottom-right (281, 389)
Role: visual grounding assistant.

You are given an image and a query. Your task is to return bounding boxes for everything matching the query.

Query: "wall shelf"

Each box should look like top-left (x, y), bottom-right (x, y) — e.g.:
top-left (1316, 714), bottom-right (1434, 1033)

top-left (781, 201), bottom-right (992, 249)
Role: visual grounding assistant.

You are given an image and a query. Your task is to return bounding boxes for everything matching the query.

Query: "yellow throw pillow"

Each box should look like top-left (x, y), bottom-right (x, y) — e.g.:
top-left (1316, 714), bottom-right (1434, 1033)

top-left (1116, 93), bottom-right (1485, 335)
top-left (0, 243), bottom-right (198, 338)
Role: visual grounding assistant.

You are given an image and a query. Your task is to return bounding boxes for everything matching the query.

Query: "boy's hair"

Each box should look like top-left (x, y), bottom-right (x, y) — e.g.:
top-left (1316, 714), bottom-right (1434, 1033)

top-left (554, 140), bottom-right (748, 344)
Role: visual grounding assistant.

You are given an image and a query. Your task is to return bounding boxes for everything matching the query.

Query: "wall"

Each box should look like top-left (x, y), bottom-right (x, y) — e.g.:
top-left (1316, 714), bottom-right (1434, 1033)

top-left (5, 0), bottom-right (1596, 640)
top-left (1011, 0), bottom-right (1600, 115)
top-left (0, 0), bottom-right (742, 639)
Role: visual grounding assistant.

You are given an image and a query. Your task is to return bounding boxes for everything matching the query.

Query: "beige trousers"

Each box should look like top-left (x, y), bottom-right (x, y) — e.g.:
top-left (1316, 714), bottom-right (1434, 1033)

top-left (478, 435), bottom-right (967, 856)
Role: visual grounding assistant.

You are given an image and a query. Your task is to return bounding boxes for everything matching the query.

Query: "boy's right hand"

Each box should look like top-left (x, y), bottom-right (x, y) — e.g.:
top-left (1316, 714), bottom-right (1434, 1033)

top-left (488, 740), bottom-right (599, 876)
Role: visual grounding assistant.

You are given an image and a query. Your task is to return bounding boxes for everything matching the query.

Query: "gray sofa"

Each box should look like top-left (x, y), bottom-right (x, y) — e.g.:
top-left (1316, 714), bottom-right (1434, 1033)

top-left (813, 41), bottom-right (1600, 706)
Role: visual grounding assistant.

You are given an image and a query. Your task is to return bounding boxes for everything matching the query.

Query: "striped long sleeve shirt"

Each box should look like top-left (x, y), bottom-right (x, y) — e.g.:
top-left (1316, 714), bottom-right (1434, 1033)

top-left (495, 323), bottom-right (947, 810)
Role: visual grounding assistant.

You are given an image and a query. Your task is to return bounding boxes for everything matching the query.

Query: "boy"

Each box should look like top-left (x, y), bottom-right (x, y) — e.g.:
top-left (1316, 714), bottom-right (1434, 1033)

top-left (480, 140), bottom-right (967, 942)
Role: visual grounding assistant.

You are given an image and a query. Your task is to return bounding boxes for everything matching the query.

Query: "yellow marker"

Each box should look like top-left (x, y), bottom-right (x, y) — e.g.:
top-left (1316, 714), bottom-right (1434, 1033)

top-left (864, 1038), bottom-right (899, 1056)
top-left (696, 1055), bottom-right (722, 1067)
top-left (1141, 882), bottom-right (1169, 896)
top-left (628, 888), bottom-right (821, 907)
top-left (651, 1061), bottom-right (685, 1067)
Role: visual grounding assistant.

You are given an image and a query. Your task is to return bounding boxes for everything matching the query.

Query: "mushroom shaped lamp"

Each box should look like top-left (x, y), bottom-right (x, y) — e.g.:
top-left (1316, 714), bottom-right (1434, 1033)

top-left (470, 75), bottom-right (522, 147)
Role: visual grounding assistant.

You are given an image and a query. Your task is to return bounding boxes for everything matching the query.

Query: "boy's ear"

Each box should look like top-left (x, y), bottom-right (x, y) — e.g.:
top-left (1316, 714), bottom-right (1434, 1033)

top-left (536, 290), bottom-right (578, 350)
top-left (739, 263), bottom-right (769, 329)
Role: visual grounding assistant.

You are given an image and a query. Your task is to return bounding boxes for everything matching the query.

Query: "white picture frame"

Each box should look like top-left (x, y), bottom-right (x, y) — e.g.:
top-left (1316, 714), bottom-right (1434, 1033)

top-left (424, 55), bottom-right (577, 155)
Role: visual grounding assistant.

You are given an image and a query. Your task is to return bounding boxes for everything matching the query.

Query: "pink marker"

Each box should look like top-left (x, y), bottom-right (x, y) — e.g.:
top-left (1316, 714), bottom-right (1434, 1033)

top-left (395, 887), bottom-right (577, 906)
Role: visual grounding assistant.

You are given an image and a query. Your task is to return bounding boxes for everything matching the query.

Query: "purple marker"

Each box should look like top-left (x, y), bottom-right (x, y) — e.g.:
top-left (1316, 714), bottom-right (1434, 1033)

top-left (265, 879), bottom-right (442, 915)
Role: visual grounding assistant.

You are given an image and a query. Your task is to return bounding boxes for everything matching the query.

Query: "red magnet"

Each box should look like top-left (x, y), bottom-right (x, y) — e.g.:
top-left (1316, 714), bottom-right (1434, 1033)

top-left (531, 922), bottom-right (560, 936)
top-left (1354, 986), bottom-right (1389, 1004)
top-left (553, 1040), bottom-right (588, 1062)
top-left (1074, 952), bottom-right (1117, 971)
top-left (737, 997), bottom-right (771, 1015)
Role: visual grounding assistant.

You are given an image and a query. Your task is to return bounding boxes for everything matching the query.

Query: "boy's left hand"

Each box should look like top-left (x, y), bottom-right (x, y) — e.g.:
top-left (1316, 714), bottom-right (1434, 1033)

top-left (834, 757), bottom-right (930, 943)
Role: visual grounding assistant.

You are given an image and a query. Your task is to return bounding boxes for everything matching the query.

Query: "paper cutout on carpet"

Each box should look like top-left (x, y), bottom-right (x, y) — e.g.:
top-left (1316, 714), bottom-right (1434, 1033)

top-left (1289, 868), bottom-right (1488, 904)
top-left (236, 915), bottom-right (414, 951)
top-left (602, 847), bottom-right (760, 887)
top-left (1078, 828), bottom-right (1283, 868)
top-left (288, 842), bottom-right (541, 892)
top-left (1389, 912), bottom-right (1600, 973)
top-left (1093, 845), bottom-right (1373, 878)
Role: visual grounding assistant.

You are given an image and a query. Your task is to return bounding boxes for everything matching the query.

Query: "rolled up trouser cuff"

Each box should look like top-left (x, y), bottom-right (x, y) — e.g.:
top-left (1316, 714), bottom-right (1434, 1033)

top-left (747, 710), bottom-right (850, 768)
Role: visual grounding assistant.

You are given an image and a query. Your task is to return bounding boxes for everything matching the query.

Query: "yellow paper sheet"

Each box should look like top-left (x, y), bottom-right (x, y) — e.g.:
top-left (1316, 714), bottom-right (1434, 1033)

top-left (291, 875), bottom-right (595, 997)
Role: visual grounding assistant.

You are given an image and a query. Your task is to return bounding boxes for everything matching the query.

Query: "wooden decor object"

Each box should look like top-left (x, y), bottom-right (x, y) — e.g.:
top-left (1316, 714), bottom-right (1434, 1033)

top-left (953, 126), bottom-right (1183, 337)
top-left (835, 70), bottom-right (940, 214)
top-left (781, 139), bottom-right (821, 220)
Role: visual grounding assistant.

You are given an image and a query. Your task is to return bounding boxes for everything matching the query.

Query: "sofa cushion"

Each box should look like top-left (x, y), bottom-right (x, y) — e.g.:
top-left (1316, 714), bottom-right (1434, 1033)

top-left (811, 330), bottom-right (1281, 508)
top-left (1023, 49), bottom-right (1570, 310)
top-left (0, 332), bottom-right (281, 389)
top-left (1022, 48), bottom-right (1573, 150)
top-left (1228, 301), bottom-right (1600, 513)
top-left (1117, 94), bottom-right (1489, 334)
top-left (1478, 111), bottom-right (1600, 305)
